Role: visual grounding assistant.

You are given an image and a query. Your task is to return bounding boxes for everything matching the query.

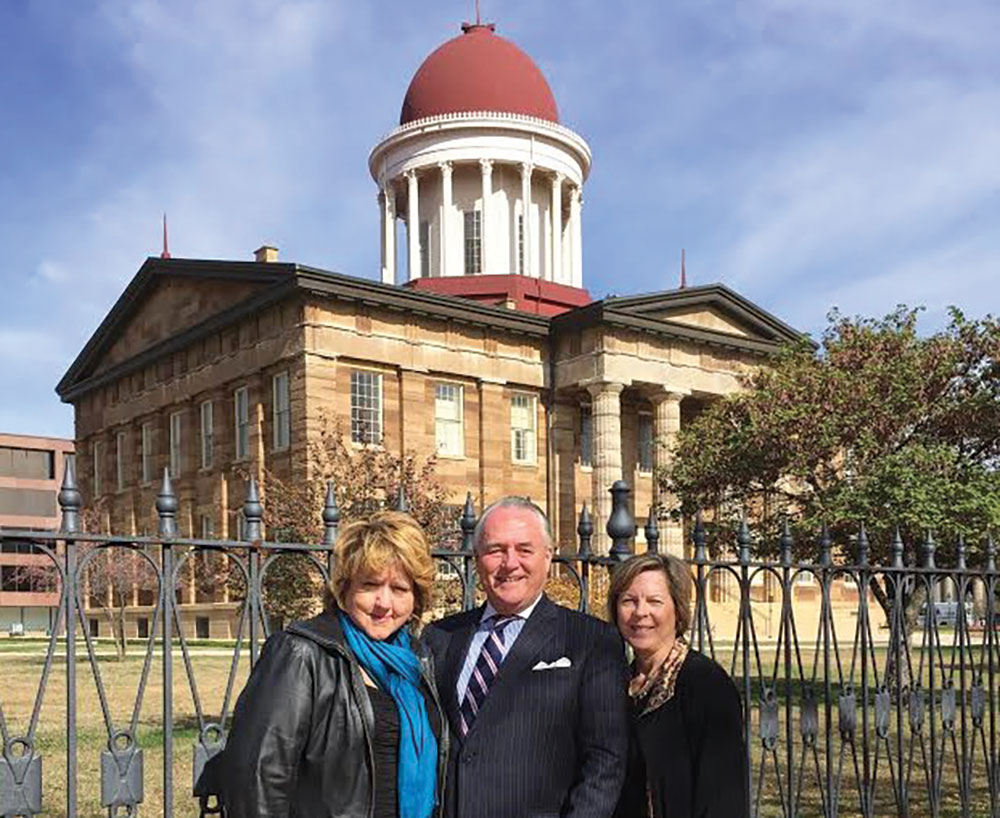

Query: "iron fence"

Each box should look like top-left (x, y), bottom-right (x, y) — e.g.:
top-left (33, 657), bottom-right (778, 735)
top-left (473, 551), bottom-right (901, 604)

top-left (0, 461), bottom-right (997, 816)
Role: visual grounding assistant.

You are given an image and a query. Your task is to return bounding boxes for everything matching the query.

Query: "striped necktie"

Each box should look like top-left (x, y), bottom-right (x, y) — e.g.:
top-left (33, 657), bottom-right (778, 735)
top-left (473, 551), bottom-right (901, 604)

top-left (459, 615), bottom-right (518, 736)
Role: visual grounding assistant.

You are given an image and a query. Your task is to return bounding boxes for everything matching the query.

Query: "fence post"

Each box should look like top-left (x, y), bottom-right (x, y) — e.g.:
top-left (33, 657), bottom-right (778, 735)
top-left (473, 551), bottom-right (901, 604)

top-left (607, 481), bottom-right (633, 562)
top-left (857, 523), bottom-right (871, 814)
top-left (577, 504), bottom-right (593, 614)
top-left (322, 481), bottom-right (339, 581)
top-left (459, 493), bottom-right (477, 611)
top-left (156, 469), bottom-right (178, 818)
top-left (58, 456), bottom-right (81, 818)
top-left (244, 477), bottom-right (263, 665)
top-left (779, 518), bottom-right (795, 814)
top-left (644, 507), bottom-right (659, 554)
top-left (890, 527), bottom-right (907, 815)
top-left (819, 524), bottom-right (834, 818)
top-left (692, 513), bottom-right (707, 652)
top-left (736, 516), bottom-right (752, 818)
top-left (394, 485), bottom-right (409, 514)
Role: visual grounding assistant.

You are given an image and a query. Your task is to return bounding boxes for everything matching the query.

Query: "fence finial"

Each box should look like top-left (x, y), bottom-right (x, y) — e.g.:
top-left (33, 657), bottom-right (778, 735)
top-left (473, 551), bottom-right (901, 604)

top-left (890, 527), bottom-right (904, 569)
top-left (692, 511), bottom-right (707, 564)
top-left (737, 514), bottom-right (751, 565)
top-left (819, 523), bottom-right (832, 567)
top-left (58, 454), bottom-right (82, 535)
top-left (577, 503), bottom-right (593, 557)
top-left (987, 534), bottom-right (996, 573)
top-left (157, 468), bottom-right (178, 538)
top-left (644, 508), bottom-right (660, 554)
top-left (394, 485), bottom-right (409, 513)
top-left (779, 516), bottom-right (794, 567)
top-left (460, 493), bottom-right (477, 553)
top-left (956, 533), bottom-right (967, 571)
top-left (922, 529), bottom-right (936, 569)
top-left (322, 481), bottom-right (340, 546)
top-left (607, 481), bottom-right (634, 562)
top-left (243, 476), bottom-right (263, 542)
top-left (856, 522), bottom-right (869, 566)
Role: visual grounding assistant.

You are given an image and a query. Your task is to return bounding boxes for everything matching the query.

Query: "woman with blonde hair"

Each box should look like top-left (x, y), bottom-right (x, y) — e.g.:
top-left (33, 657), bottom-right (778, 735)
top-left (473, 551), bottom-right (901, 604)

top-left (611, 552), bottom-right (746, 818)
top-left (222, 511), bottom-right (447, 818)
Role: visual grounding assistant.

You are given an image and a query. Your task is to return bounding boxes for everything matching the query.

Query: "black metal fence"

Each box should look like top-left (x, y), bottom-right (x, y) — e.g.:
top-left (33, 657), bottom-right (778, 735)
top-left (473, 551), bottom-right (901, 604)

top-left (0, 460), bottom-right (998, 817)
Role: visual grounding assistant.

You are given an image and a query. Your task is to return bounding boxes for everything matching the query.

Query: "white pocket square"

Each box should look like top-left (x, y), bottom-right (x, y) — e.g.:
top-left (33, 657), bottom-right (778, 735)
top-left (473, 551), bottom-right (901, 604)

top-left (532, 657), bottom-right (572, 671)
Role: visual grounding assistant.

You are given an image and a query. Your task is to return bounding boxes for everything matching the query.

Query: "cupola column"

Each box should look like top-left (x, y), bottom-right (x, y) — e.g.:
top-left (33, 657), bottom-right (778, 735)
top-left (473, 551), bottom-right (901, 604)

top-left (550, 173), bottom-right (563, 283)
top-left (569, 186), bottom-right (583, 288)
top-left (406, 171), bottom-right (421, 279)
top-left (439, 162), bottom-right (453, 277)
top-left (520, 163), bottom-right (534, 277)
top-left (380, 186), bottom-right (396, 285)
top-left (479, 159), bottom-right (493, 274)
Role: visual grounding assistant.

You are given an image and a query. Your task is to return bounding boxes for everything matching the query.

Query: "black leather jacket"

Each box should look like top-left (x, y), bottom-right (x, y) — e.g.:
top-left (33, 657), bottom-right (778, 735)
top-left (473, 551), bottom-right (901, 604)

top-left (220, 610), bottom-right (448, 818)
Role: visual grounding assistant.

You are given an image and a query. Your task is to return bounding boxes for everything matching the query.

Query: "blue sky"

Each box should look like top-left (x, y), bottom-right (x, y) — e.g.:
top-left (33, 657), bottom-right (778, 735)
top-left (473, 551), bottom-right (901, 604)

top-left (2, 0), bottom-right (998, 438)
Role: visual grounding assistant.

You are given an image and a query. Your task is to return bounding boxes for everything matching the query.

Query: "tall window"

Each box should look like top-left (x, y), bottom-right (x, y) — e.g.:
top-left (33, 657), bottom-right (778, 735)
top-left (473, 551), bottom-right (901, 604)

top-left (234, 387), bottom-right (250, 460)
top-left (92, 440), bottom-right (102, 496)
top-left (272, 372), bottom-right (290, 451)
top-left (638, 414), bottom-right (654, 473)
top-left (510, 393), bottom-right (537, 465)
top-left (200, 401), bottom-right (214, 469)
top-left (419, 221), bottom-right (431, 278)
top-left (116, 430), bottom-right (127, 491)
top-left (141, 422), bottom-right (153, 483)
top-left (435, 383), bottom-right (464, 457)
top-left (169, 412), bottom-right (183, 477)
top-left (350, 370), bottom-right (382, 445)
top-left (464, 210), bottom-right (482, 274)
top-left (517, 213), bottom-right (525, 274)
top-left (580, 407), bottom-right (592, 467)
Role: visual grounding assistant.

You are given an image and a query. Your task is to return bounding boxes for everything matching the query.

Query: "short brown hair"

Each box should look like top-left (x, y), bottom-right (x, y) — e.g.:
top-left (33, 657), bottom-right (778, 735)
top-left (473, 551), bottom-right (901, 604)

top-left (607, 552), bottom-right (693, 639)
top-left (328, 512), bottom-right (435, 618)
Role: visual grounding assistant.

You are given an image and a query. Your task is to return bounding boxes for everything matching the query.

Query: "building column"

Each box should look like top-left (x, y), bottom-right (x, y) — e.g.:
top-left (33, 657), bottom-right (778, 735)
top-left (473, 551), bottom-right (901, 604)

top-left (520, 162), bottom-right (534, 277)
top-left (569, 185), bottom-right (583, 288)
top-left (406, 170), bottom-right (420, 280)
top-left (651, 389), bottom-right (686, 556)
top-left (479, 159), bottom-right (493, 274)
top-left (550, 173), bottom-right (563, 282)
top-left (587, 381), bottom-right (625, 555)
top-left (439, 162), bottom-right (452, 278)
top-left (380, 186), bottom-right (396, 285)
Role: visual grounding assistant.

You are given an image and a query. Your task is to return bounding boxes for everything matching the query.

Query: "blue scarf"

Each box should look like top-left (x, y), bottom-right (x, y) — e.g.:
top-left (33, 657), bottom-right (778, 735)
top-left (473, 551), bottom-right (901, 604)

top-left (338, 611), bottom-right (438, 818)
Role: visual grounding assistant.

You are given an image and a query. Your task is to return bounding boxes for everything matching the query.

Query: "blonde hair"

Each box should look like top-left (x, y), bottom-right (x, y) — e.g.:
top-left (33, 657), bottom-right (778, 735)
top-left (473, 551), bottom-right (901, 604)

top-left (607, 552), bottom-right (693, 639)
top-left (327, 512), bottom-right (435, 618)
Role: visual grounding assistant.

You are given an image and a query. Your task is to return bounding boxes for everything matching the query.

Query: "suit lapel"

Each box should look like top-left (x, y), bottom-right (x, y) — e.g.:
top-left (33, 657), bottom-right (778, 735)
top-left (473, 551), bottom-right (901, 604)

top-left (442, 607), bottom-right (484, 732)
top-left (466, 595), bottom-right (561, 735)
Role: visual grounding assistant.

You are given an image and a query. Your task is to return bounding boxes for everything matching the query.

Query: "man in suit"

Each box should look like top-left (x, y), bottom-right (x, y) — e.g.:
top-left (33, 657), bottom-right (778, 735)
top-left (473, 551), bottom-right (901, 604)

top-left (423, 497), bottom-right (629, 818)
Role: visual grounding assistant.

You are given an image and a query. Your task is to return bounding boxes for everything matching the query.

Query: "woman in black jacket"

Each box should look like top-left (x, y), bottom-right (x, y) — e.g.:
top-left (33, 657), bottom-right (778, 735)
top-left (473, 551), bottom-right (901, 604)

top-left (221, 512), bottom-right (447, 818)
top-left (610, 552), bottom-right (747, 818)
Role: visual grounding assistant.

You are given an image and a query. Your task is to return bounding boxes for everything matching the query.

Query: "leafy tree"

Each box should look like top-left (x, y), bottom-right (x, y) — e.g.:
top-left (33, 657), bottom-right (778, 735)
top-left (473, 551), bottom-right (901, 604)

top-left (255, 416), bottom-right (454, 626)
top-left (661, 306), bottom-right (1000, 651)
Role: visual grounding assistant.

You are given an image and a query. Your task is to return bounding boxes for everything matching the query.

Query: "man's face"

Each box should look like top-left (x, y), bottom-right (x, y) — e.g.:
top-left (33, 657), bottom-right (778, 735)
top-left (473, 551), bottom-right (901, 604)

top-left (476, 506), bottom-right (552, 616)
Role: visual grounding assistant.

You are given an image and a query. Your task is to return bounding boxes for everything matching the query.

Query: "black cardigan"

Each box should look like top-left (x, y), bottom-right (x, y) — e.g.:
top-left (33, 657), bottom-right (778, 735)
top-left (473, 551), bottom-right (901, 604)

top-left (616, 649), bottom-right (748, 818)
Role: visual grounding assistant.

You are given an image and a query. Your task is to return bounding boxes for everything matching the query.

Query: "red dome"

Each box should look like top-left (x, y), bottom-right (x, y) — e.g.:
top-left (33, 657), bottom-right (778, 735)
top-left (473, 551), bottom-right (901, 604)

top-left (400, 24), bottom-right (559, 125)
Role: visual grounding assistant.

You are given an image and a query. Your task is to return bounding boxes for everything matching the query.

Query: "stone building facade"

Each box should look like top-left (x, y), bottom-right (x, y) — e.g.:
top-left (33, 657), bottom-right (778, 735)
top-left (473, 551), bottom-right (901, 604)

top-left (55, 21), bottom-right (803, 636)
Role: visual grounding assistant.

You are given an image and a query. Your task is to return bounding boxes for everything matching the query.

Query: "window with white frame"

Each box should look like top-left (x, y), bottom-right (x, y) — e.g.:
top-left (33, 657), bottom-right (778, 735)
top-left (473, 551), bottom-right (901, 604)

top-left (92, 440), bottom-right (102, 496)
top-left (510, 393), bottom-right (537, 464)
top-left (435, 383), bottom-right (464, 456)
top-left (234, 386), bottom-right (250, 460)
top-left (169, 412), bottom-right (183, 477)
top-left (272, 372), bottom-right (290, 451)
top-left (141, 422), bottom-right (153, 483)
top-left (638, 414), bottom-right (654, 473)
top-left (464, 210), bottom-right (482, 274)
top-left (200, 401), bottom-right (214, 469)
top-left (116, 430), bottom-right (127, 491)
top-left (580, 407), bottom-right (592, 467)
top-left (419, 221), bottom-right (431, 278)
top-left (350, 370), bottom-right (382, 445)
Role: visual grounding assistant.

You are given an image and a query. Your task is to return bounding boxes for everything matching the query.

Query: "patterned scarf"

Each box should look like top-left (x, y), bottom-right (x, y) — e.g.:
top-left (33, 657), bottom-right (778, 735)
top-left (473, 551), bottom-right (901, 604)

top-left (629, 637), bottom-right (690, 717)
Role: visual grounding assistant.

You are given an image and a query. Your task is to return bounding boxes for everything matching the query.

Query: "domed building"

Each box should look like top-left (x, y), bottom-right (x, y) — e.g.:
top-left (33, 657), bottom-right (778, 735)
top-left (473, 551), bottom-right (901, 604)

top-left (57, 19), bottom-right (803, 636)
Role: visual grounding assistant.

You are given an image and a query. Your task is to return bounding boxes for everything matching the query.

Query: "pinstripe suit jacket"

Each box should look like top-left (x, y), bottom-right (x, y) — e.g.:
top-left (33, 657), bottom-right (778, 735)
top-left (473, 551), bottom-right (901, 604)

top-left (423, 595), bottom-right (630, 818)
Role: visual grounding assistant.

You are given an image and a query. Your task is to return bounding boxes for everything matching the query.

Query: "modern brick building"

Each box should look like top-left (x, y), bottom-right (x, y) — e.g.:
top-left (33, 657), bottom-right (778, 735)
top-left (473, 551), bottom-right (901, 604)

top-left (0, 433), bottom-right (74, 633)
top-left (55, 21), bottom-right (803, 636)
